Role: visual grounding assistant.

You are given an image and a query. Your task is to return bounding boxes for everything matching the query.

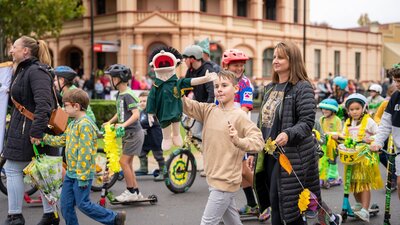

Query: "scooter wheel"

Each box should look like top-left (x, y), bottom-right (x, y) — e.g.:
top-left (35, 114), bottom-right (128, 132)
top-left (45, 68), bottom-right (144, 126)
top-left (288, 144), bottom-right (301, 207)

top-left (341, 211), bottom-right (347, 222)
top-left (148, 194), bottom-right (158, 205)
top-left (152, 169), bottom-right (160, 177)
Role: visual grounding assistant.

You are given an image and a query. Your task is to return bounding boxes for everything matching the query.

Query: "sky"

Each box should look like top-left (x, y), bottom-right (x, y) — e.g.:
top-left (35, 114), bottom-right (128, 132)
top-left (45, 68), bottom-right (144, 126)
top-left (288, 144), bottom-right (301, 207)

top-left (310, 0), bottom-right (399, 29)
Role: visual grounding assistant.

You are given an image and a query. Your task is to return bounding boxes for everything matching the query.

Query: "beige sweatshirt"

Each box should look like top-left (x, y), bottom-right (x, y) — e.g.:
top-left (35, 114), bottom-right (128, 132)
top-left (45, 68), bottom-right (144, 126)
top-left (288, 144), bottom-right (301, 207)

top-left (183, 98), bottom-right (264, 192)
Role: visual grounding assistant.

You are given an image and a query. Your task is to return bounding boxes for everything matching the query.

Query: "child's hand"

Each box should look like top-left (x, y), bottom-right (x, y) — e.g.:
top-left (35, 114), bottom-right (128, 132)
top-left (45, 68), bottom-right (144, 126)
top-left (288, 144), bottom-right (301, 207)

top-left (228, 121), bottom-right (239, 144)
top-left (102, 121), bottom-right (110, 127)
top-left (247, 155), bottom-right (255, 170)
top-left (115, 123), bottom-right (125, 128)
top-left (148, 114), bottom-right (155, 127)
top-left (370, 143), bottom-right (382, 152)
top-left (363, 137), bottom-right (373, 144)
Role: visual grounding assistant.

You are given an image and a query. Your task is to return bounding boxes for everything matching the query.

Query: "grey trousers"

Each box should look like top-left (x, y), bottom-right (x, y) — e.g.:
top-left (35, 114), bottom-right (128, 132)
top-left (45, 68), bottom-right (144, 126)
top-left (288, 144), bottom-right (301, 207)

top-left (200, 187), bottom-right (242, 225)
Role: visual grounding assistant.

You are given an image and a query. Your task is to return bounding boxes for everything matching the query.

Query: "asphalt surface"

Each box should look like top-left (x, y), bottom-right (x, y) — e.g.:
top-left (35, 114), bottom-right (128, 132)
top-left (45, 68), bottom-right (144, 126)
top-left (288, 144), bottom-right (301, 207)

top-left (1, 111), bottom-right (399, 225)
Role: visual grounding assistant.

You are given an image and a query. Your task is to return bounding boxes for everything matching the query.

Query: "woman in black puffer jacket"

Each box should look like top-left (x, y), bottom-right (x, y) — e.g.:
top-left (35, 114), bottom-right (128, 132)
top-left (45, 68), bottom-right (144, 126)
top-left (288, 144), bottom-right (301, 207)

top-left (255, 41), bottom-right (320, 225)
top-left (3, 36), bottom-right (60, 225)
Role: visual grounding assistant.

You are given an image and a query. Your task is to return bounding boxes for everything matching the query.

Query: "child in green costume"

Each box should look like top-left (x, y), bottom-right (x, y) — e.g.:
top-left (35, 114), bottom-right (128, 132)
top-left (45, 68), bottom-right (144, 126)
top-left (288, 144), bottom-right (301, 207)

top-left (318, 98), bottom-right (343, 188)
top-left (147, 47), bottom-right (217, 150)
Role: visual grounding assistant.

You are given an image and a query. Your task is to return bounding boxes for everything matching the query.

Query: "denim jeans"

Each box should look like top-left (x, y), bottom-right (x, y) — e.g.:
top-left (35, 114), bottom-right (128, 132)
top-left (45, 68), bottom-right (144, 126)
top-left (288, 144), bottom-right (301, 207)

top-left (4, 159), bottom-right (54, 214)
top-left (61, 175), bottom-right (116, 225)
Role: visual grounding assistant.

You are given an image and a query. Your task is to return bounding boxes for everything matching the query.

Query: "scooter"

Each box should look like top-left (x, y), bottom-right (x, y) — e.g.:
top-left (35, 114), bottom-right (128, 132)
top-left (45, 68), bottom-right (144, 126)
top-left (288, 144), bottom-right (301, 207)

top-left (380, 136), bottom-right (399, 225)
top-left (98, 166), bottom-right (158, 207)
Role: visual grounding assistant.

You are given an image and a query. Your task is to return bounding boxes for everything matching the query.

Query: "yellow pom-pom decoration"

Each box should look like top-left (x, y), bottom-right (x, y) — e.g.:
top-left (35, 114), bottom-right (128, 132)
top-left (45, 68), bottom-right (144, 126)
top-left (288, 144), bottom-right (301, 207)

top-left (103, 124), bottom-right (122, 173)
top-left (298, 188), bottom-right (311, 213)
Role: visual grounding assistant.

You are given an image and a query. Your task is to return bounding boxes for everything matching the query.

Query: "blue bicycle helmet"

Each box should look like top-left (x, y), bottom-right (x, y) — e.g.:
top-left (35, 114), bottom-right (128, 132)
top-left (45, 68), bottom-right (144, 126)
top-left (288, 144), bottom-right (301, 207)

top-left (54, 66), bottom-right (77, 81)
top-left (318, 98), bottom-right (339, 113)
top-left (345, 93), bottom-right (368, 109)
top-left (333, 76), bottom-right (348, 90)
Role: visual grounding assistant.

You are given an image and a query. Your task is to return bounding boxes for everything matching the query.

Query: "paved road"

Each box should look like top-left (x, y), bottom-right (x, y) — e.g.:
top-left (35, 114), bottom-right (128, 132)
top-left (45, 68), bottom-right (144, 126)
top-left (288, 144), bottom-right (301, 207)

top-left (1, 111), bottom-right (399, 225)
top-left (1, 156), bottom-right (399, 225)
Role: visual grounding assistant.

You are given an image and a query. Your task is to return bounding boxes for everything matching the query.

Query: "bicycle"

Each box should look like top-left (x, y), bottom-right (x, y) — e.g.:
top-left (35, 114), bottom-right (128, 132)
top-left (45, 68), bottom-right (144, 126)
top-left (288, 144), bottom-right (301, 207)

top-left (164, 115), bottom-right (202, 193)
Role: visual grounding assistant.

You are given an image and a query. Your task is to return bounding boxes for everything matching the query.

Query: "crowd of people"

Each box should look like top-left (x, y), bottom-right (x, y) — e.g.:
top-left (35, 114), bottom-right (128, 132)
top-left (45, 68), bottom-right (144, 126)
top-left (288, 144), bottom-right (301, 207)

top-left (2, 34), bottom-right (400, 225)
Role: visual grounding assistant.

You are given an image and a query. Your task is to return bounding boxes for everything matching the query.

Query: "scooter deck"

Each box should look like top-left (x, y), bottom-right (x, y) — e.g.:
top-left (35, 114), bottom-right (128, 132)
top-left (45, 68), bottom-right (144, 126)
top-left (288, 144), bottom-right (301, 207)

top-left (109, 195), bottom-right (158, 205)
top-left (239, 214), bottom-right (259, 221)
top-left (135, 169), bottom-right (160, 177)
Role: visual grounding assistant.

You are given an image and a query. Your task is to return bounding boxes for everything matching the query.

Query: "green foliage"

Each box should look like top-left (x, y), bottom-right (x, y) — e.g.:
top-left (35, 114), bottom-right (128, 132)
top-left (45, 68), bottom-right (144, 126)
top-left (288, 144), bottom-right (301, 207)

top-left (90, 100), bottom-right (116, 128)
top-left (0, 0), bottom-right (84, 60)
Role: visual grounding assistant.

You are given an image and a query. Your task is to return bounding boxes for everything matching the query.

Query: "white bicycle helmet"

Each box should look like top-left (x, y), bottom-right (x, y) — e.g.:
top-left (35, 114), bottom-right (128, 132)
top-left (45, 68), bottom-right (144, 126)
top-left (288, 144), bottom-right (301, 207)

top-left (368, 84), bottom-right (382, 94)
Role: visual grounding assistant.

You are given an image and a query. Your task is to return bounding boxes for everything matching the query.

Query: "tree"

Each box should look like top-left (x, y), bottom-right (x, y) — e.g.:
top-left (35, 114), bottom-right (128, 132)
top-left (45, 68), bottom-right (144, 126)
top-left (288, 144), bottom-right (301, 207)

top-left (357, 13), bottom-right (371, 27)
top-left (0, 0), bottom-right (84, 62)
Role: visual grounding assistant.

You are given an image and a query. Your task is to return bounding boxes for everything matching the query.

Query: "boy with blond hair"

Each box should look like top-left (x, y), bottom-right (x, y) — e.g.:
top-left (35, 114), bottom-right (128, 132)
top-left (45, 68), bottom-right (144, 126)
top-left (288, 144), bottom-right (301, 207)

top-left (182, 70), bottom-right (264, 225)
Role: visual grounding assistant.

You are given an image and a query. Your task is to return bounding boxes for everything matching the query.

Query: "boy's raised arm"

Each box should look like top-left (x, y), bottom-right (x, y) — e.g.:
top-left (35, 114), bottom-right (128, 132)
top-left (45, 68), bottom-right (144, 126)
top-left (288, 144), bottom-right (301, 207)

top-left (182, 96), bottom-right (207, 122)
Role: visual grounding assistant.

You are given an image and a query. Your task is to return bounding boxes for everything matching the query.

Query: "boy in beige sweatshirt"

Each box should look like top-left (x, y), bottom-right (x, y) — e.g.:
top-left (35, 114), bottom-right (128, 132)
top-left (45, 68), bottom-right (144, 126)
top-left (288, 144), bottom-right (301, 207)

top-left (183, 70), bottom-right (264, 225)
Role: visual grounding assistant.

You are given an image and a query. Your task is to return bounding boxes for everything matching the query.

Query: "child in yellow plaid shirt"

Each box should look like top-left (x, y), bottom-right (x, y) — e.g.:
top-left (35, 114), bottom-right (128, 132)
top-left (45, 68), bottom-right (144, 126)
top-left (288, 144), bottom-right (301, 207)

top-left (43, 89), bottom-right (126, 225)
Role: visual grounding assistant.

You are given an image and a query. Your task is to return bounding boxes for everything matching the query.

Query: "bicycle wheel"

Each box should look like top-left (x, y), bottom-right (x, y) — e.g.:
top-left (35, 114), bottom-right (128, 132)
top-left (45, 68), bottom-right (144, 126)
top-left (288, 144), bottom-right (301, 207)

top-left (91, 148), bottom-right (119, 192)
top-left (0, 155), bottom-right (38, 196)
top-left (164, 149), bottom-right (197, 193)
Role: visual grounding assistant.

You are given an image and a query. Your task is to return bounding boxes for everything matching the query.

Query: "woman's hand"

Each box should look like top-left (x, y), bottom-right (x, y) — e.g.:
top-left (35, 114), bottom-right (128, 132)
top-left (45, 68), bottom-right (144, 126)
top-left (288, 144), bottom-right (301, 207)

top-left (275, 132), bottom-right (288, 146)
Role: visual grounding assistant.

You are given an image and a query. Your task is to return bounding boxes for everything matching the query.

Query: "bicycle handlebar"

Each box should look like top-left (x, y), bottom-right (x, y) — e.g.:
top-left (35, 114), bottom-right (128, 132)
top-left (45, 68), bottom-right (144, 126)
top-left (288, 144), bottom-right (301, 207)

top-left (379, 149), bottom-right (400, 157)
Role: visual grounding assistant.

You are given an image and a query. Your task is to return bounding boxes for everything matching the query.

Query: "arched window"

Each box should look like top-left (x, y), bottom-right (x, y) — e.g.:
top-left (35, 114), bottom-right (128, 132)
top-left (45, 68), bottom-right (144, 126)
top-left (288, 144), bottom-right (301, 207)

top-left (262, 48), bottom-right (274, 77)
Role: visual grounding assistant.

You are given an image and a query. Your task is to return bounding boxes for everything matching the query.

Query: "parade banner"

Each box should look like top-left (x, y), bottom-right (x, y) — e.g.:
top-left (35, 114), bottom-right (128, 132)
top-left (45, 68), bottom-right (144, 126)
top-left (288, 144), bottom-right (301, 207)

top-left (0, 62), bottom-right (13, 153)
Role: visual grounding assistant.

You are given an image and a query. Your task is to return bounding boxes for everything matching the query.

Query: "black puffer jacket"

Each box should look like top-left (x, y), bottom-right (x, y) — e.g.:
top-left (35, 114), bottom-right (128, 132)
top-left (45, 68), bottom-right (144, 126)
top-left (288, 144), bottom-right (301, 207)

top-left (4, 58), bottom-right (58, 161)
top-left (262, 80), bottom-right (320, 223)
top-left (185, 61), bottom-right (215, 103)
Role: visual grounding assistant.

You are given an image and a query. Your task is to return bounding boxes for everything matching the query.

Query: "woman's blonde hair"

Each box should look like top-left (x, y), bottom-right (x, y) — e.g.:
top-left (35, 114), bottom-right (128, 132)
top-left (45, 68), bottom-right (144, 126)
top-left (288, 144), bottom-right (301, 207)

top-left (20, 36), bottom-right (52, 65)
top-left (272, 41), bottom-right (310, 84)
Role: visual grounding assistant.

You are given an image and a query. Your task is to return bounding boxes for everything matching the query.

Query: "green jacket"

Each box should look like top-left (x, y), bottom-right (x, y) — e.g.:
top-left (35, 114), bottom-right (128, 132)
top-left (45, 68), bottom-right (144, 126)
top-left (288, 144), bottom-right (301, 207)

top-left (147, 75), bottom-right (191, 128)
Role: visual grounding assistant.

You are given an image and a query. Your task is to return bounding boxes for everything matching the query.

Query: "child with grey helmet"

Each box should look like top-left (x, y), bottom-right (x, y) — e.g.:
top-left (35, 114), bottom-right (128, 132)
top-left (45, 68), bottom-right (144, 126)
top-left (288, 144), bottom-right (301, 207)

top-left (104, 64), bottom-right (145, 202)
top-left (367, 83), bottom-right (385, 117)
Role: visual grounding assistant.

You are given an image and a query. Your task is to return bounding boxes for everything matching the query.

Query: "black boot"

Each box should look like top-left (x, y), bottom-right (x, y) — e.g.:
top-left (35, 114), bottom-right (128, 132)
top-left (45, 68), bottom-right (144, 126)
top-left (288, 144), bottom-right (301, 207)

top-left (3, 214), bottom-right (25, 225)
top-left (36, 213), bottom-right (59, 225)
top-left (114, 211), bottom-right (126, 225)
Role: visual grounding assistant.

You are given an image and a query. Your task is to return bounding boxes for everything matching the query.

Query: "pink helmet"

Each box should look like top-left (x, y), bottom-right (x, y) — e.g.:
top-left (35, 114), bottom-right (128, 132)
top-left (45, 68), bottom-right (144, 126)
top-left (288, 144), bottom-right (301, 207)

top-left (221, 49), bottom-right (249, 66)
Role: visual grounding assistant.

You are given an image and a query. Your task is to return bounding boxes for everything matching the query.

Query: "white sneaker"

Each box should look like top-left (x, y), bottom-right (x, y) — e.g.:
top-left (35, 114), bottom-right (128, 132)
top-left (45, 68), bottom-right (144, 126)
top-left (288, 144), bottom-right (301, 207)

top-left (115, 190), bottom-right (132, 202)
top-left (354, 208), bottom-right (369, 222)
top-left (136, 192), bottom-right (144, 200)
top-left (351, 202), bottom-right (362, 212)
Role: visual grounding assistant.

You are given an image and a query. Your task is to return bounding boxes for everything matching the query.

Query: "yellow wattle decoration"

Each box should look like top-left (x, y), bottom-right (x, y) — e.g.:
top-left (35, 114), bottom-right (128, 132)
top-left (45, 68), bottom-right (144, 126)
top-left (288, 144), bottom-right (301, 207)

top-left (103, 124), bottom-right (122, 172)
top-left (264, 138), bottom-right (276, 155)
top-left (298, 188), bottom-right (311, 213)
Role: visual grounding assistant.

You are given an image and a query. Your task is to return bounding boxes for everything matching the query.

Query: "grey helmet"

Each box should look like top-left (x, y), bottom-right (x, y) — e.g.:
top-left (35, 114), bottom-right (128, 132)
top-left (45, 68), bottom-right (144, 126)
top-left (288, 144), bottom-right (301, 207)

top-left (182, 45), bottom-right (203, 60)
